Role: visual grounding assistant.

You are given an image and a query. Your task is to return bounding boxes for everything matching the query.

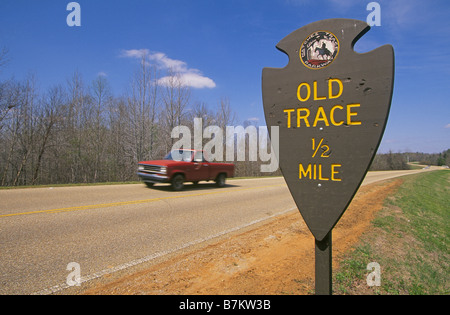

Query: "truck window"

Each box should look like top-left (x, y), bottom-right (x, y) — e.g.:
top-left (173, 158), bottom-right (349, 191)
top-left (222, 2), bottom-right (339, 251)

top-left (164, 150), bottom-right (193, 162)
top-left (193, 151), bottom-right (204, 162)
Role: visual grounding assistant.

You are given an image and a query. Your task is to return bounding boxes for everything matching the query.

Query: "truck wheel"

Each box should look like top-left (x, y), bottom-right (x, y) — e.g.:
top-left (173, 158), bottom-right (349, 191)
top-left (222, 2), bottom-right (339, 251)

top-left (145, 182), bottom-right (154, 188)
top-left (215, 174), bottom-right (226, 188)
top-left (171, 174), bottom-right (184, 191)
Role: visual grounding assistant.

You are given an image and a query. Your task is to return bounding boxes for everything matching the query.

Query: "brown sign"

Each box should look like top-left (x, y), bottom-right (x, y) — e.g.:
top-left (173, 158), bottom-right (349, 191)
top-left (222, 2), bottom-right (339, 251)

top-left (262, 19), bottom-right (394, 242)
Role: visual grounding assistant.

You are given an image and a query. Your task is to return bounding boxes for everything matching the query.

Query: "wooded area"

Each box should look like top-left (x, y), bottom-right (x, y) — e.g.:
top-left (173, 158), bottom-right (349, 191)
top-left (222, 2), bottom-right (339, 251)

top-left (0, 51), bottom-right (274, 186)
top-left (369, 150), bottom-right (450, 171)
top-left (0, 49), bottom-right (448, 186)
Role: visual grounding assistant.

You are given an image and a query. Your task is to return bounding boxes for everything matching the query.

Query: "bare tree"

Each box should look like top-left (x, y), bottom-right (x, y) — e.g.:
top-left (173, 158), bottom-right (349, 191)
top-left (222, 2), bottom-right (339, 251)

top-left (11, 75), bottom-right (40, 186)
top-left (63, 71), bottom-right (90, 183)
top-left (126, 53), bottom-right (161, 162)
top-left (31, 85), bottom-right (64, 184)
top-left (215, 97), bottom-right (237, 129)
top-left (106, 96), bottom-right (133, 181)
top-left (86, 75), bottom-right (111, 181)
top-left (0, 79), bottom-right (26, 185)
top-left (159, 70), bottom-right (191, 152)
top-left (0, 48), bottom-right (15, 128)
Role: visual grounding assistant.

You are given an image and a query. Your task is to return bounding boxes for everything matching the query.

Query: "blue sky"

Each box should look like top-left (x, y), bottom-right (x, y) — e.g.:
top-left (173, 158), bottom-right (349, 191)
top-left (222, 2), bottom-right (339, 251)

top-left (0, 0), bottom-right (449, 153)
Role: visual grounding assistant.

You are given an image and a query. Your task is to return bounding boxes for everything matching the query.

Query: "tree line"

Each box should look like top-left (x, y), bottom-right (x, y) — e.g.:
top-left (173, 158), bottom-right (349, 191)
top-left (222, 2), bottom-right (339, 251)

top-left (0, 51), bottom-right (248, 186)
top-left (369, 149), bottom-right (450, 171)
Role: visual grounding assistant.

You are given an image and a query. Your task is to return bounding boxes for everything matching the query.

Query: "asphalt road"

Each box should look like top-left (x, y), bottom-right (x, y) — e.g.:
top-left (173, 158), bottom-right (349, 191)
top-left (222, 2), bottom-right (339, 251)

top-left (0, 168), bottom-right (436, 294)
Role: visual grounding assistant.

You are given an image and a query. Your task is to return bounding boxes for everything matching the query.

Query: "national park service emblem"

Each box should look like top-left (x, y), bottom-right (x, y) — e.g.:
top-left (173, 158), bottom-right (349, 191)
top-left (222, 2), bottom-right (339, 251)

top-left (300, 31), bottom-right (339, 69)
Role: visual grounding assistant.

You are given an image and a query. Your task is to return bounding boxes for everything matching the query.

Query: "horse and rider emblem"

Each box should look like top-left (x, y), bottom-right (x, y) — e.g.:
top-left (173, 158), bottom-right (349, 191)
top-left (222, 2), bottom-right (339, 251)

top-left (300, 31), bottom-right (339, 69)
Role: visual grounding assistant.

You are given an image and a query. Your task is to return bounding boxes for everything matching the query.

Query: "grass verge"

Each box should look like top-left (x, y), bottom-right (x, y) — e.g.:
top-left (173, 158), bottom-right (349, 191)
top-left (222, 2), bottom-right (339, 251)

top-left (334, 170), bottom-right (449, 295)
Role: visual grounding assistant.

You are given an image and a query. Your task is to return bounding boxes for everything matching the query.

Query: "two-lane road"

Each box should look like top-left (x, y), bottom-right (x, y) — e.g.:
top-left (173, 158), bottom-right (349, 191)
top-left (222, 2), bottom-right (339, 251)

top-left (0, 168), bottom-right (434, 294)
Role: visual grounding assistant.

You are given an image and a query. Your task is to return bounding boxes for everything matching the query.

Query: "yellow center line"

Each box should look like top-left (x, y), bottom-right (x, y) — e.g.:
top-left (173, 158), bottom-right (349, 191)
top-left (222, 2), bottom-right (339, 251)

top-left (0, 184), bottom-right (285, 218)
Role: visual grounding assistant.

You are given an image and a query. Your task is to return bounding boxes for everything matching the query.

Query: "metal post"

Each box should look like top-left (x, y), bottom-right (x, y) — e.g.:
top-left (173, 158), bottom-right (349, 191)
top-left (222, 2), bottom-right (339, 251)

top-left (315, 231), bottom-right (332, 295)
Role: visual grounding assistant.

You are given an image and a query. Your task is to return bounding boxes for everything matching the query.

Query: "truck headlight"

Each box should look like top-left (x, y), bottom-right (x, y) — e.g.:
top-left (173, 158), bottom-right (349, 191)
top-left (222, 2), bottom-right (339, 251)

top-left (138, 165), bottom-right (144, 171)
top-left (160, 167), bottom-right (167, 174)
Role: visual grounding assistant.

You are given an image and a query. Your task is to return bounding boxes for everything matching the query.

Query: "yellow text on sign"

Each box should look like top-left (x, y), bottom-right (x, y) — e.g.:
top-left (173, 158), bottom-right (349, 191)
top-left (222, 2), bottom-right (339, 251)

top-left (297, 78), bottom-right (343, 102)
top-left (283, 78), bottom-right (361, 129)
top-left (299, 163), bottom-right (342, 182)
top-left (284, 104), bottom-right (361, 128)
top-left (312, 138), bottom-right (330, 158)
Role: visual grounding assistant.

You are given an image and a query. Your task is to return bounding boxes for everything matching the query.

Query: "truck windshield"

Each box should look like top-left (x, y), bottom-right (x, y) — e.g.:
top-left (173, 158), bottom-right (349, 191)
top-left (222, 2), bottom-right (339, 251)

top-left (164, 150), bottom-right (193, 162)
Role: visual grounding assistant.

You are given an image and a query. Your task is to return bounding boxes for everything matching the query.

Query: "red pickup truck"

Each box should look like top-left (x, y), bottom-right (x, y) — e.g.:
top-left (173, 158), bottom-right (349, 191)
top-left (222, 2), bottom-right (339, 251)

top-left (137, 149), bottom-right (235, 191)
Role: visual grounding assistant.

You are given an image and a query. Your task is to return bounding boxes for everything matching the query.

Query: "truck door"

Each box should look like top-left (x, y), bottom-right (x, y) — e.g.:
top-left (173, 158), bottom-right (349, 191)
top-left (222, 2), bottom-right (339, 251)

top-left (192, 151), bottom-right (210, 181)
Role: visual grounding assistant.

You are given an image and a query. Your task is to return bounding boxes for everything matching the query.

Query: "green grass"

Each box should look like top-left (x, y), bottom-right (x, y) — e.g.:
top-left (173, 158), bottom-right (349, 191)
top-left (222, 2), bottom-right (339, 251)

top-left (408, 163), bottom-right (425, 170)
top-left (334, 170), bottom-right (450, 295)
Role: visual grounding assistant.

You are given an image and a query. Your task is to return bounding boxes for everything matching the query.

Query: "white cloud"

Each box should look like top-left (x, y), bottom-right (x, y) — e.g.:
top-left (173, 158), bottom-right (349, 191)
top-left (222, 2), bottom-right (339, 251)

top-left (120, 49), bottom-right (150, 59)
top-left (147, 52), bottom-right (187, 73)
top-left (158, 71), bottom-right (216, 89)
top-left (121, 49), bottom-right (216, 89)
top-left (445, 124), bottom-right (450, 129)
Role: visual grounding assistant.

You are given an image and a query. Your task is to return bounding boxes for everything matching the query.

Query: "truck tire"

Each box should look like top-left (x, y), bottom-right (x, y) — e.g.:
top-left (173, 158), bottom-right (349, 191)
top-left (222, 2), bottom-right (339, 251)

top-left (215, 173), bottom-right (226, 188)
top-left (171, 174), bottom-right (185, 191)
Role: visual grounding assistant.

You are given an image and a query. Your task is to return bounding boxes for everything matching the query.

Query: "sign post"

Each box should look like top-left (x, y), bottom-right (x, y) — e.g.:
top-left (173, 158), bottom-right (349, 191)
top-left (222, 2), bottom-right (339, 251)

top-left (315, 231), bottom-right (332, 295)
top-left (262, 19), bottom-right (394, 294)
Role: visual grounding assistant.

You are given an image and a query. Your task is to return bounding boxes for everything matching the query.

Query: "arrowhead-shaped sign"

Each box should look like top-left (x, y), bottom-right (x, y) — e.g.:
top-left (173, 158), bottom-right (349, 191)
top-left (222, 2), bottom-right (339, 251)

top-left (262, 19), bottom-right (394, 241)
